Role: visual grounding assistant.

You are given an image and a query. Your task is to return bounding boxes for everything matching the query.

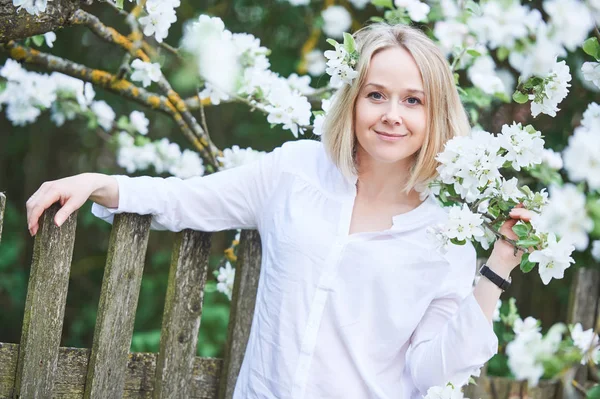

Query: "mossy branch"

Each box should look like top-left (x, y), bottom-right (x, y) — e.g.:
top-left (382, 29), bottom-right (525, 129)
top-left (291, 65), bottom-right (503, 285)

top-left (0, 41), bottom-right (218, 169)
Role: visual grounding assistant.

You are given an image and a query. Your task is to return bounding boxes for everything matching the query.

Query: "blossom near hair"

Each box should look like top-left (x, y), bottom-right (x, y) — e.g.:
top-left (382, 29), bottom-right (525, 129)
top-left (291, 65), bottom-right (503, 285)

top-left (321, 22), bottom-right (471, 194)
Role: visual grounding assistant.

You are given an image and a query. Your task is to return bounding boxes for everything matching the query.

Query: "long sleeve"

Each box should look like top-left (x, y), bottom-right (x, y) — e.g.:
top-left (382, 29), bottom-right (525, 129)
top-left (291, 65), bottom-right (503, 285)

top-left (91, 141), bottom-right (293, 232)
top-left (405, 242), bottom-right (499, 394)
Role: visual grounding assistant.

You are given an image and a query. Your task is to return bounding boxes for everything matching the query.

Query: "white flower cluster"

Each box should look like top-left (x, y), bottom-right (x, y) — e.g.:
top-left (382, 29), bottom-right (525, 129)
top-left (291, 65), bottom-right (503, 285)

top-left (582, 62), bottom-right (600, 89)
top-left (507, 317), bottom-right (600, 386)
top-left (312, 96), bottom-right (334, 136)
top-left (427, 123), bottom-right (579, 283)
top-left (181, 15), bottom-right (313, 137)
top-left (423, 383), bottom-right (468, 399)
top-left (130, 59), bottom-right (161, 88)
top-left (435, 124), bottom-right (543, 203)
top-left (563, 102), bottom-right (600, 191)
top-left (321, 6), bottom-right (352, 39)
top-left (394, 0), bottom-right (431, 22)
top-left (571, 323), bottom-right (600, 365)
top-left (506, 317), bottom-right (558, 386)
top-left (116, 132), bottom-right (205, 179)
top-left (324, 39), bottom-right (359, 88)
top-left (138, 0), bottom-right (180, 43)
top-left (529, 60), bottom-right (571, 118)
top-left (0, 59), bottom-right (98, 127)
top-left (216, 145), bottom-right (266, 170)
top-left (216, 261), bottom-right (235, 300)
top-left (531, 184), bottom-right (593, 252)
top-left (12, 0), bottom-right (48, 16)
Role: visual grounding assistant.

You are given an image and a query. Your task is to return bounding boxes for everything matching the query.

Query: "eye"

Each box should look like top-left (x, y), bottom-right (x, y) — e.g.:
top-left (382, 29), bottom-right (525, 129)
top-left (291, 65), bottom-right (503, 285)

top-left (406, 97), bottom-right (423, 105)
top-left (367, 91), bottom-right (384, 100)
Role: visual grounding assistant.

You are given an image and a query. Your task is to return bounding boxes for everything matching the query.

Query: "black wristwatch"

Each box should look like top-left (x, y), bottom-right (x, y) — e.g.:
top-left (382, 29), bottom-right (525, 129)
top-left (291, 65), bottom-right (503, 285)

top-left (479, 264), bottom-right (511, 292)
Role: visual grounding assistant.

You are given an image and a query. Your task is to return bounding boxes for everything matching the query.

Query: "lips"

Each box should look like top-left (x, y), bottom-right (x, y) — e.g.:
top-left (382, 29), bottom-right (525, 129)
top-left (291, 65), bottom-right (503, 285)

top-left (375, 130), bottom-right (407, 138)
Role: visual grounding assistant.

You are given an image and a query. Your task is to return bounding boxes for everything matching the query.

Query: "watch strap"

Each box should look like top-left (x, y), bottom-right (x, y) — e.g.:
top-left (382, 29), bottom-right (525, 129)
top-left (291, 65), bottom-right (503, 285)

top-left (479, 264), bottom-right (511, 292)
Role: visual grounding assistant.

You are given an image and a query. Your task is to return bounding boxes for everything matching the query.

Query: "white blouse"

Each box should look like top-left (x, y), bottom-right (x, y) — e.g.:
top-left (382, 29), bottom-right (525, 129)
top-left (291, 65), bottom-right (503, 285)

top-left (92, 139), bottom-right (498, 399)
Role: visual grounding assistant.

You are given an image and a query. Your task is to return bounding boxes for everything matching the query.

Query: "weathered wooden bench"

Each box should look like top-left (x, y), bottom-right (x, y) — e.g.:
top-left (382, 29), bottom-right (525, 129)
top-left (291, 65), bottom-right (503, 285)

top-left (0, 191), bottom-right (597, 399)
top-left (0, 192), bottom-right (260, 398)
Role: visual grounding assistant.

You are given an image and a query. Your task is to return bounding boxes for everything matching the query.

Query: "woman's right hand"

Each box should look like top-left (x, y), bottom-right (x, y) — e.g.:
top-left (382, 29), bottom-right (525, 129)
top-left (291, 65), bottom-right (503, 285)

top-left (26, 173), bottom-right (118, 236)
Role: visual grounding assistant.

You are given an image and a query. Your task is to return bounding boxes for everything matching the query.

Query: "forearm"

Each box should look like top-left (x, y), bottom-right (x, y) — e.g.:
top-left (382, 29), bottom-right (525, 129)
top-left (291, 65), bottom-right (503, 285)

top-left (88, 173), bottom-right (119, 209)
top-left (473, 255), bottom-right (511, 324)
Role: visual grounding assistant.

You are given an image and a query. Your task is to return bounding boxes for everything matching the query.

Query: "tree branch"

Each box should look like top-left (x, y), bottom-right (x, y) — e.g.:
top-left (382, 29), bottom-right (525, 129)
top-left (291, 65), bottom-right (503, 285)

top-left (69, 8), bottom-right (221, 165)
top-left (0, 0), bottom-right (80, 43)
top-left (0, 41), bottom-right (218, 168)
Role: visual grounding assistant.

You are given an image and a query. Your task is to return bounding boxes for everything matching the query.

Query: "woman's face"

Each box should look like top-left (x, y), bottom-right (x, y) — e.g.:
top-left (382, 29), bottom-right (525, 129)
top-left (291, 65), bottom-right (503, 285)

top-left (354, 46), bottom-right (427, 169)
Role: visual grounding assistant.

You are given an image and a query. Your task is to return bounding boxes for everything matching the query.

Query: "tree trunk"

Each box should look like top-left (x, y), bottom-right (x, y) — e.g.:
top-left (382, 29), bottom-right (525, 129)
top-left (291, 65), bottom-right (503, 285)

top-left (0, 0), bottom-right (81, 43)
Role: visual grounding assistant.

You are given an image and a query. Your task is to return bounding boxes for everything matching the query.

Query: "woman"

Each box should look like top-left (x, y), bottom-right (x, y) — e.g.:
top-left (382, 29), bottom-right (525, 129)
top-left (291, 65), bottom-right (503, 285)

top-left (26, 22), bottom-right (532, 398)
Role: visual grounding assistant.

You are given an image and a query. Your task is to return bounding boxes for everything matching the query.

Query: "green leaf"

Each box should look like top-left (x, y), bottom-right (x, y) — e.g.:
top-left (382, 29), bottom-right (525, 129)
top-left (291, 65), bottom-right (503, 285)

top-left (369, 16), bottom-right (386, 22)
top-left (326, 38), bottom-right (338, 48)
top-left (516, 237), bottom-right (541, 248)
top-left (520, 253), bottom-right (536, 273)
top-left (31, 35), bottom-right (45, 47)
top-left (583, 37), bottom-right (600, 61)
top-left (116, 0), bottom-right (124, 9)
top-left (497, 47), bottom-right (509, 62)
top-left (512, 90), bottom-right (529, 104)
top-left (512, 223), bottom-right (529, 240)
top-left (343, 32), bottom-right (356, 54)
top-left (464, 0), bottom-right (482, 15)
top-left (466, 49), bottom-right (481, 57)
top-left (370, 0), bottom-right (394, 8)
top-left (587, 384), bottom-right (600, 399)
top-left (450, 238), bottom-right (467, 245)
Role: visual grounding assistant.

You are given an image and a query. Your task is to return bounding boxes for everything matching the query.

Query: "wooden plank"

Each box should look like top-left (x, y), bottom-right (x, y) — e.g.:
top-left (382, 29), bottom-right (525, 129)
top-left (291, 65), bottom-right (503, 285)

top-left (84, 213), bottom-right (152, 399)
top-left (562, 267), bottom-right (600, 399)
top-left (0, 192), bottom-right (5, 245)
top-left (464, 376), bottom-right (559, 399)
top-left (218, 230), bottom-right (262, 399)
top-left (15, 202), bottom-right (78, 397)
top-left (154, 230), bottom-right (212, 398)
top-left (0, 344), bottom-right (222, 398)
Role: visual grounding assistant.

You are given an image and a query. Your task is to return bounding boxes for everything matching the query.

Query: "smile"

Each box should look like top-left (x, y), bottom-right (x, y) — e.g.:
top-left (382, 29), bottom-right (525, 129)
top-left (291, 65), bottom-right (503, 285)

top-left (375, 130), bottom-right (407, 141)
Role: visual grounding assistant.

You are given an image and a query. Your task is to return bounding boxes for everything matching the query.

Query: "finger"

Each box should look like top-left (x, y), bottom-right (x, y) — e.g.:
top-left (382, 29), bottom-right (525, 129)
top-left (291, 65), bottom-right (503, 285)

top-left (28, 190), bottom-right (62, 235)
top-left (54, 198), bottom-right (80, 227)
top-left (509, 207), bottom-right (534, 222)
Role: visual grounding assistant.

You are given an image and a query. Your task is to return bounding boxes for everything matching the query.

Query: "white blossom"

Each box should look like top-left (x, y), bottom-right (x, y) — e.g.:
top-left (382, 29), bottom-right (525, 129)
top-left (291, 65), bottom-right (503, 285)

top-left (305, 49), bottom-right (327, 76)
top-left (217, 145), bottom-right (266, 169)
top-left (423, 383), bottom-right (466, 399)
top-left (44, 32), bottom-right (56, 48)
top-left (445, 204), bottom-right (485, 242)
top-left (394, 0), bottom-right (430, 22)
top-left (168, 149), bottom-right (205, 179)
top-left (493, 299), bottom-right (502, 322)
top-left (571, 323), bottom-right (600, 365)
top-left (138, 0), bottom-right (178, 43)
top-left (216, 262), bottom-right (236, 300)
top-left (129, 111), bottom-right (149, 135)
top-left (321, 6), bottom-right (352, 39)
top-left (563, 125), bottom-right (600, 191)
top-left (433, 21), bottom-right (470, 56)
top-left (582, 62), bottom-right (600, 89)
top-left (497, 122), bottom-right (545, 171)
top-left (467, 56), bottom-right (505, 95)
top-left (130, 59), bottom-right (161, 88)
top-left (592, 241), bottom-right (600, 262)
top-left (541, 148), bottom-right (563, 170)
top-left (532, 184), bottom-right (592, 252)
top-left (529, 60), bottom-right (571, 118)
top-left (91, 100), bottom-right (115, 131)
top-left (529, 232), bottom-right (575, 284)
top-left (12, 0), bottom-right (48, 15)
top-left (544, 0), bottom-right (594, 52)
top-left (467, 0), bottom-right (533, 50)
top-left (581, 101), bottom-right (600, 132)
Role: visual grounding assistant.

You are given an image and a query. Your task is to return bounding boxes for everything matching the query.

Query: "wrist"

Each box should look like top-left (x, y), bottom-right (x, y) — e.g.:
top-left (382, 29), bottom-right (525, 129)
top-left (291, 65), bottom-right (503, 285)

top-left (485, 254), bottom-right (514, 279)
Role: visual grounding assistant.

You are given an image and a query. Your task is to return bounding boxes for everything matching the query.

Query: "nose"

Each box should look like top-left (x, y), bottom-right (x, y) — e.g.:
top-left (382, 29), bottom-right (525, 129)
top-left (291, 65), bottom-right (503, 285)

top-left (381, 103), bottom-right (403, 126)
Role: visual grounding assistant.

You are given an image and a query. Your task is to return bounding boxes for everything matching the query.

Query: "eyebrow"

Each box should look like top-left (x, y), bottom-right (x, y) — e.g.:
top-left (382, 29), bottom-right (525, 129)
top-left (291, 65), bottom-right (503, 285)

top-left (364, 83), bottom-right (425, 96)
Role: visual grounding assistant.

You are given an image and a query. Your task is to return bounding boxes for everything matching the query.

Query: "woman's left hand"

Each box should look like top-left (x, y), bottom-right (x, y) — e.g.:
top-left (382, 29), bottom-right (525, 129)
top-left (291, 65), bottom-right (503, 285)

top-left (487, 204), bottom-right (537, 276)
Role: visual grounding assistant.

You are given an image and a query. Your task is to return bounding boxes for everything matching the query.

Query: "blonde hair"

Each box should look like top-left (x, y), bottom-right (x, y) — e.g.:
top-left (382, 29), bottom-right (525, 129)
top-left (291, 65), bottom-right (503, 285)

top-left (320, 22), bottom-right (471, 194)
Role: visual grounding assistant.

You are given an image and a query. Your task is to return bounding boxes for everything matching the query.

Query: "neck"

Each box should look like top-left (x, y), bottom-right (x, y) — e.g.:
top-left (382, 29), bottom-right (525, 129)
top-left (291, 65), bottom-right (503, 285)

top-left (355, 147), bottom-right (420, 204)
